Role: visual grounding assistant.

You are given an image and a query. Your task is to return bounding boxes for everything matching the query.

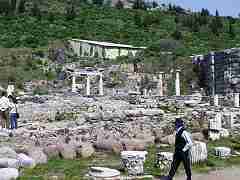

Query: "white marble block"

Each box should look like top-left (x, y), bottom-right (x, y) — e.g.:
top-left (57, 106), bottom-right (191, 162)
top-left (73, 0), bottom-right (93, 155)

top-left (120, 151), bottom-right (148, 176)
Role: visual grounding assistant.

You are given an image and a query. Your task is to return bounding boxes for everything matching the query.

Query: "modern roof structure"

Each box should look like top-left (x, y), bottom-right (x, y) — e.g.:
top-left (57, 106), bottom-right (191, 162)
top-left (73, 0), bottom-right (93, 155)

top-left (71, 39), bottom-right (146, 49)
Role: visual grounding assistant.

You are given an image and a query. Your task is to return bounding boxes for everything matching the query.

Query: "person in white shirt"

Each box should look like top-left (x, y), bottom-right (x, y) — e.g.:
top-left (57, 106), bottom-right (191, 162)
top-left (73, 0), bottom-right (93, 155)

top-left (8, 95), bottom-right (18, 129)
top-left (165, 118), bottom-right (193, 180)
top-left (0, 91), bottom-right (11, 129)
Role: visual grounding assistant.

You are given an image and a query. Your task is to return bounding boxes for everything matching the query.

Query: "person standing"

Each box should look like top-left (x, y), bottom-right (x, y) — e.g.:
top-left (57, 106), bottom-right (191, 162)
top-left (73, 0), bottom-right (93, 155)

top-left (8, 95), bottom-right (18, 129)
top-left (165, 118), bottom-right (193, 180)
top-left (0, 91), bottom-right (11, 129)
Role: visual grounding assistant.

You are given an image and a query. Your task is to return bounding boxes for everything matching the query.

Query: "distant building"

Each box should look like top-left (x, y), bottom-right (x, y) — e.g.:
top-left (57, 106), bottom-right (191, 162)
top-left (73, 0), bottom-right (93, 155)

top-left (69, 39), bottom-right (146, 60)
top-left (192, 48), bottom-right (240, 95)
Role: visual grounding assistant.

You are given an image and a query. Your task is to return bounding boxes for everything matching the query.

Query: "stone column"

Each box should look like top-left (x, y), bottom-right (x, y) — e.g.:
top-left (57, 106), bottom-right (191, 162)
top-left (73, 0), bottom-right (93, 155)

top-left (7, 85), bottom-right (14, 96)
top-left (175, 69), bottom-right (181, 96)
top-left (211, 52), bottom-right (215, 96)
top-left (158, 72), bottom-right (164, 96)
top-left (86, 76), bottom-right (90, 96)
top-left (234, 93), bottom-right (239, 107)
top-left (72, 75), bottom-right (77, 93)
top-left (214, 94), bottom-right (219, 106)
top-left (143, 89), bottom-right (147, 96)
top-left (99, 73), bottom-right (104, 96)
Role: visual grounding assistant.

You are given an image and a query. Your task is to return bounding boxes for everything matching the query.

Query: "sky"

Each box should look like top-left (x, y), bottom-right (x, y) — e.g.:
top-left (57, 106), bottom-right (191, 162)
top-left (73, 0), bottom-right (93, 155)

top-left (155, 0), bottom-right (240, 17)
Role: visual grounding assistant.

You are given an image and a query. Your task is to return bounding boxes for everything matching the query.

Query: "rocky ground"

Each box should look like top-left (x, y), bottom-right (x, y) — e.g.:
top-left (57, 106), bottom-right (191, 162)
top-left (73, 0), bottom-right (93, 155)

top-left (1, 92), bottom-right (240, 179)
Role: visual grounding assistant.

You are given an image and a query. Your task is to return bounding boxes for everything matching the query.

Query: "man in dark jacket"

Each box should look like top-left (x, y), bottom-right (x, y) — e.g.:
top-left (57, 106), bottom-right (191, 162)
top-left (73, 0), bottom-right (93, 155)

top-left (165, 118), bottom-right (193, 180)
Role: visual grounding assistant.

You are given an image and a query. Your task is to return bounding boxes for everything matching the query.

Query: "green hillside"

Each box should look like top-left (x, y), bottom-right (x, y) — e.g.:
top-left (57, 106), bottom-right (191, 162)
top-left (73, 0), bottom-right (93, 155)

top-left (0, 2), bottom-right (239, 54)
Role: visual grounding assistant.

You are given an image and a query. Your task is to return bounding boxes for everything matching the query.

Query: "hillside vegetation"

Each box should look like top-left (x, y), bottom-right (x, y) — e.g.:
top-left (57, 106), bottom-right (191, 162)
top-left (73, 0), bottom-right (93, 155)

top-left (0, 1), bottom-right (239, 53)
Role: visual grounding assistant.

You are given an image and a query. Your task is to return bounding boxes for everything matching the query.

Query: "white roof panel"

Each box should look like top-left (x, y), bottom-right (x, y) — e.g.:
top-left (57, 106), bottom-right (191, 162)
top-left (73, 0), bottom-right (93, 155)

top-left (70, 39), bottom-right (146, 49)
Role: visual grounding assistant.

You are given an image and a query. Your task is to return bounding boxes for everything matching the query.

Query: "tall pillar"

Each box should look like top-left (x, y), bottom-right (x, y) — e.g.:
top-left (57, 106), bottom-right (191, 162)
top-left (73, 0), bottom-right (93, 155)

top-left (99, 73), bottom-right (104, 96)
top-left (214, 94), bottom-right (219, 106)
top-left (175, 69), bottom-right (181, 96)
top-left (86, 76), bottom-right (90, 96)
top-left (158, 72), bottom-right (164, 96)
top-left (211, 52), bottom-right (215, 96)
top-left (72, 75), bottom-right (77, 93)
top-left (234, 93), bottom-right (239, 107)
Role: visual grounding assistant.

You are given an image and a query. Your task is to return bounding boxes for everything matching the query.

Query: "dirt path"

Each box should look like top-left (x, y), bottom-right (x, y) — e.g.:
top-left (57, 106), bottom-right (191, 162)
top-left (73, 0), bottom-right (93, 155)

top-left (174, 166), bottom-right (240, 180)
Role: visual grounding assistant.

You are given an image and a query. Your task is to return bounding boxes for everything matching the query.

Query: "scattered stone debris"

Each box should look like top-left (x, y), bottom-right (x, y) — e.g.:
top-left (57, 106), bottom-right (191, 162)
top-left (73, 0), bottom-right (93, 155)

top-left (215, 147), bottom-right (232, 158)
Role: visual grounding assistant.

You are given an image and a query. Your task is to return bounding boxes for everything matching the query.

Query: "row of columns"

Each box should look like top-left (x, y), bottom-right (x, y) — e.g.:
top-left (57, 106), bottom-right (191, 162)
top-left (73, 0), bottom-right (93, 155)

top-left (157, 70), bottom-right (181, 96)
top-left (72, 74), bottom-right (104, 96)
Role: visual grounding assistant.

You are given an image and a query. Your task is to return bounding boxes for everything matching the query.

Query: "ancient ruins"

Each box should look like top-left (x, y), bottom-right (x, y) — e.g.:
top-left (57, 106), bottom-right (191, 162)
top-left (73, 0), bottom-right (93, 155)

top-left (1, 42), bottom-right (240, 179)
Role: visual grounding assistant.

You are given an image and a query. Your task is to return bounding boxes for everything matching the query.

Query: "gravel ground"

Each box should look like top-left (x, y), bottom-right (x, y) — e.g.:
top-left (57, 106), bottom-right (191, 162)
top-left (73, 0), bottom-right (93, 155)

top-left (173, 166), bottom-right (240, 180)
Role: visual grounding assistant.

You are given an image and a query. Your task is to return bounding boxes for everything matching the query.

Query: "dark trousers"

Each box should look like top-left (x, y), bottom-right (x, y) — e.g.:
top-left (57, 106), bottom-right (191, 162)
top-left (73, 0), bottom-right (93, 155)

top-left (168, 150), bottom-right (191, 180)
top-left (10, 113), bottom-right (17, 129)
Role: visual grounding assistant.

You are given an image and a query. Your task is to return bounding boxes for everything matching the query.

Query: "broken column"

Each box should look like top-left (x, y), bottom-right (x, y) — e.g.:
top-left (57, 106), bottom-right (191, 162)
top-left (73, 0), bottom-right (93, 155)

top-left (99, 73), bottom-right (104, 96)
top-left (7, 85), bottom-right (14, 96)
top-left (175, 69), bottom-right (180, 96)
top-left (86, 75), bottom-right (90, 96)
top-left (158, 72), bottom-right (164, 96)
top-left (209, 112), bottom-right (222, 141)
top-left (143, 89), bottom-right (147, 96)
top-left (72, 75), bottom-right (77, 93)
top-left (214, 94), bottom-right (219, 106)
top-left (234, 93), bottom-right (239, 107)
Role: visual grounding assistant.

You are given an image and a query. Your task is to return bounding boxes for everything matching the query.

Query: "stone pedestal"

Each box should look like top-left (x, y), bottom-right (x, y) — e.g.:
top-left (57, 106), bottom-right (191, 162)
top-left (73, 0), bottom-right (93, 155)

top-left (86, 76), bottom-right (90, 96)
top-left (99, 74), bottom-right (104, 96)
top-left (120, 151), bottom-right (147, 176)
top-left (72, 76), bottom-right (77, 93)
top-left (175, 70), bottom-right (180, 96)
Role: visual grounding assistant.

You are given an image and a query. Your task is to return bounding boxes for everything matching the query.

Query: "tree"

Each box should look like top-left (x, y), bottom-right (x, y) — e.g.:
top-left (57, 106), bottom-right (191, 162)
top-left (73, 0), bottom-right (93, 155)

top-left (174, 15), bottom-right (180, 24)
top-left (229, 21), bottom-right (236, 38)
top-left (171, 29), bottom-right (183, 40)
top-left (209, 10), bottom-right (223, 36)
top-left (31, 0), bottom-right (41, 19)
top-left (134, 12), bottom-right (142, 27)
top-left (132, 0), bottom-right (147, 10)
top-left (152, 1), bottom-right (158, 8)
top-left (92, 0), bottom-right (104, 6)
top-left (65, 0), bottom-right (76, 20)
top-left (215, 10), bottom-right (223, 29)
top-left (115, 0), bottom-right (124, 9)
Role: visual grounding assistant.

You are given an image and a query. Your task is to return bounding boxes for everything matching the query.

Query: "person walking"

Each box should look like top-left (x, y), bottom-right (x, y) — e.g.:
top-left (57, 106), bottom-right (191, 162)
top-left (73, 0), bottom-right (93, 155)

top-left (8, 95), bottom-right (18, 130)
top-left (0, 91), bottom-right (11, 129)
top-left (165, 117), bottom-right (193, 180)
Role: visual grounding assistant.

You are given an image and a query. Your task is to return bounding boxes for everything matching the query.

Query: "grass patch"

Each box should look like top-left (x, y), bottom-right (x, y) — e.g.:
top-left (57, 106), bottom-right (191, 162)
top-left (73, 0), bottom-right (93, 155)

top-left (19, 152), bottom-right (120, 180)
top-left (19, 137), bottom-right (240, 179)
